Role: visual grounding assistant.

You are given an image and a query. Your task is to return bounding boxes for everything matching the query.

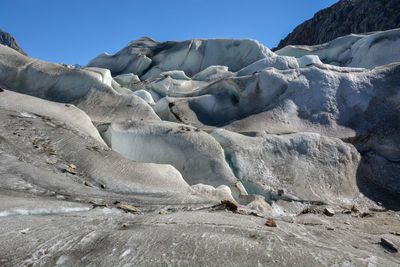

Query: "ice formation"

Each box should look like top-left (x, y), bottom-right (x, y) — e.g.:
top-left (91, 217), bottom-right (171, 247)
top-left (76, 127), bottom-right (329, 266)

top-left (1, 27), bottom-right (400, 265)
top-left (276, 28), bottom-right (400, 69)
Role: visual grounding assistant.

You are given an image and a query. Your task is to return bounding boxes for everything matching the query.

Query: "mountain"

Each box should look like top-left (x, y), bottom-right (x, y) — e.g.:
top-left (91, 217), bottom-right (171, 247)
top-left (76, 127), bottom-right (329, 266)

top-left (274, 0), bottom-right (400, 50)
top-left (0, 29), bottom-right (26, 55)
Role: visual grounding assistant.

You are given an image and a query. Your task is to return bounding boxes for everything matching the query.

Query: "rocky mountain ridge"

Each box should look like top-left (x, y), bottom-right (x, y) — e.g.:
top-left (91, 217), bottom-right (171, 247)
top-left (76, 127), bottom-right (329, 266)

top-left (274, 0), bottom-right (400, 50)
top-left (0, 29), bottom-right (26, 55)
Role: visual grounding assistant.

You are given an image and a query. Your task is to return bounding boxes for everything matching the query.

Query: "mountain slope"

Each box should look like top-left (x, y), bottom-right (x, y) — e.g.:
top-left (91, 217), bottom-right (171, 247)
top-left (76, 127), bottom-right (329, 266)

top-left (0, 29), bottom-right (26, 55)
top-left (274, 0), bottom-right (400, 50)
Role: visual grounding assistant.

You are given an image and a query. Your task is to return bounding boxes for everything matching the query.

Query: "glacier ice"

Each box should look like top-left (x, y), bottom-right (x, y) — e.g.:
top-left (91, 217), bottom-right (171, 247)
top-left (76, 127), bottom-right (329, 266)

top-left (276, 28), bottom-right (400, 69)
top-left (158, 70), bottom-right (191, 80)
top-left (191, 65), bottom-right (235, 81)
top-left (88, 38), bottom-right (276, 80)
top-left (103, 120), bottom-right (238, 187)
top-left (132, 89), bottom-right (155, 105)
top-left (237, 55), bottom-right (299, 76)
top-left (1, 28), bottom-right (400, 266)
top-left (212, 129), bottom-right (364, 209)
top-left (0, 45), bottom-right (160, 123)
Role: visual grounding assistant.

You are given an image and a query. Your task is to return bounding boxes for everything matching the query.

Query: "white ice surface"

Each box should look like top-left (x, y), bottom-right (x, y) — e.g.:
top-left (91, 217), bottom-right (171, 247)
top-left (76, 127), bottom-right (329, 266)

top-left (276, 28), bottom-right (400, 69)
top-left (192, 65), bottom-right (234, 81)
top-left (104, 120), bottom-right (238, 187)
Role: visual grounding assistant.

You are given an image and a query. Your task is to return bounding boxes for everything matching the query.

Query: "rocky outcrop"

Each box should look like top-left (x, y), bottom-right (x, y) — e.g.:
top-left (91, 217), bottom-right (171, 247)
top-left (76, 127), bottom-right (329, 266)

top-left (274, 0), bottom-right (400, 50)
top-left (0, 29), bottom-right (26, 55)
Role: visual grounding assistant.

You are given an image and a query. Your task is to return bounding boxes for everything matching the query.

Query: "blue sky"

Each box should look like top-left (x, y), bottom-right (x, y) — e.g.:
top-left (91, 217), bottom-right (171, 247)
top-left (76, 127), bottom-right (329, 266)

top-left (2, 0), bottom-right (337, 65)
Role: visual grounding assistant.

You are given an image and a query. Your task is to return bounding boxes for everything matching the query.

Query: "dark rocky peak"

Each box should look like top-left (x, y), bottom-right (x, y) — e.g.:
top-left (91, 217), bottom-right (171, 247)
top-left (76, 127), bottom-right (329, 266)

top-left (273, 0), bottom-right (400, 50)
top-left (0, 29), bottom-right (26, 55)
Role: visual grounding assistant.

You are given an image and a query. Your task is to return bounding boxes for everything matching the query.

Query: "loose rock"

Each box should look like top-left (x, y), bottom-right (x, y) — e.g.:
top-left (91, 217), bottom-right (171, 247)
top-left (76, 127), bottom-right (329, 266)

top-left (360, 212), bottom-right (372, 218)
top-left (69, 163), bottom-right (77, 169)
top-left (324, 208), bottom-right (335, 217)
top-left (381, 237), bottom-right (398, 252)
top-left (351, 205), bottom-right (360, 213)
top-left (221, 200), bottom-right (238, 212)
top-left (265, 218), bottom-right (277, 227)
top-left (116, 203), bottom-right (140, 214)
top-left (64, 167), bottom-right (77, 175)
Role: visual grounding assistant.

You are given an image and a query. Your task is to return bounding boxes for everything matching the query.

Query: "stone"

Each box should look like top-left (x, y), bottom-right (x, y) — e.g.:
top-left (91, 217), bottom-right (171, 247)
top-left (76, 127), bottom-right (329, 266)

top-left (324, 208), bottom-right (335, 217)
top-left (381, 237), bottom-right (398, 252)
top-left (221, 200), bottom-right (238, 212)
top-left (116, 203), bottom-right (140, 213)
top-left (64, 168), bottom-right (77, 175)
top-left (360, 212), bottom-right (373, 218)
top-left (69, 163), bottom-right (77, 169)
top-left (249, 233), bottom-right (257, 238)
top-left (265, 218), bottom-right (277, 227)
top-left (351, 205), bottom-right (360, 213)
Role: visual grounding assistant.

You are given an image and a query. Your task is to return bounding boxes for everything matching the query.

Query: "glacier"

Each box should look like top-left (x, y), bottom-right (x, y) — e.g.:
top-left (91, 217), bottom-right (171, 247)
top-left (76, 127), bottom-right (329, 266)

top-left (0, 28), bottom-right (400, 266)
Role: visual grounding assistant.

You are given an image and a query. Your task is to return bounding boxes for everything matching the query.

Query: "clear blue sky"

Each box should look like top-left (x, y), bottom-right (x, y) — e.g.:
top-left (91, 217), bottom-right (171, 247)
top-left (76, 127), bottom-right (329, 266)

top-left (2, 0), bottom-right (337, 65)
